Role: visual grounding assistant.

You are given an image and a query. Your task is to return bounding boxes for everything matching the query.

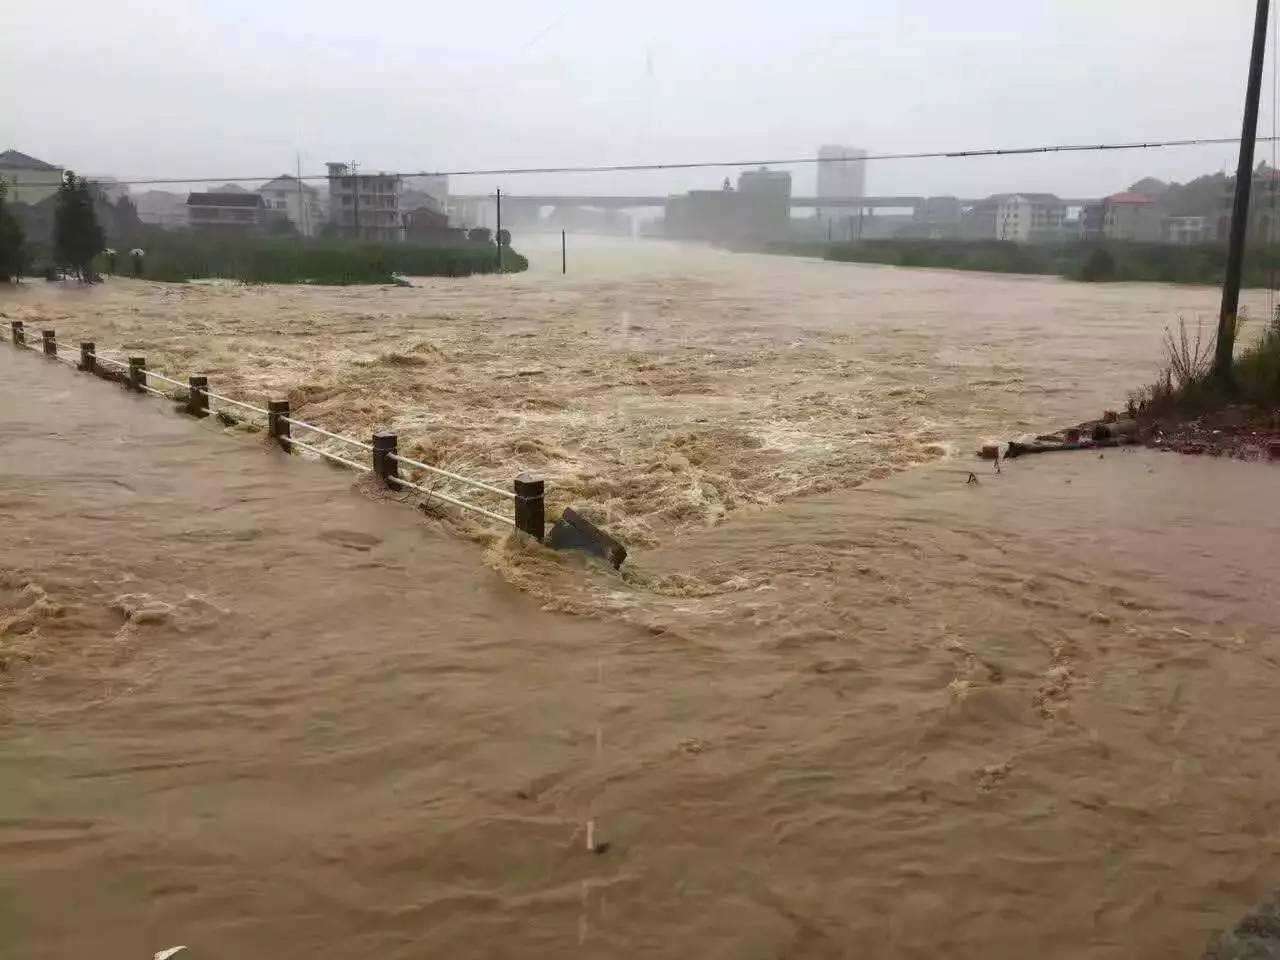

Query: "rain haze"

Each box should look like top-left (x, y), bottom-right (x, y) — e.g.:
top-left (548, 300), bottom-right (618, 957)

top-left (2, 0), bottom-right (1272, 193)
top-left (6, 2), bottom-right (1280, 958)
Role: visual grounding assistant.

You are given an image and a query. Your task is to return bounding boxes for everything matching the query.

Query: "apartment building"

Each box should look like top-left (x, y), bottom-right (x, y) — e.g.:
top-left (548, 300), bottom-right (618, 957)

top-left (994, 193), bottom-right (1066, 242)
top-left (257, 175), bottom-right (326, 236)
top-left (1164, 215), bottom-right (1211, 245)
top-left (326, 163), bottom-right (404, 242)
top-left (1101, 193), bottom-right (1161, 242)
top-left (0, 149), bottom-right (64, 204)
top-left (186, 192), bottom-right (268, 231)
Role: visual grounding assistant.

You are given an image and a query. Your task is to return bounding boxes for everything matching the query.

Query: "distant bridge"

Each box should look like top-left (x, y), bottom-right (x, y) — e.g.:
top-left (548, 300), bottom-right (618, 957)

top-left (454, 194), bottom-right (1100, 211)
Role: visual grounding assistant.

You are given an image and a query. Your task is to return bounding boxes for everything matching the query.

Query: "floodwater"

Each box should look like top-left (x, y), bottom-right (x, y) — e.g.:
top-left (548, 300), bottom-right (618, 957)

top-left (2, 241), bottom-right (1280, 958)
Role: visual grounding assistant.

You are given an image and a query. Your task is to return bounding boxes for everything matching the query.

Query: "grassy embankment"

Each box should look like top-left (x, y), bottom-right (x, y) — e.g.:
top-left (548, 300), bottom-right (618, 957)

top-left (101, 234), bottom-right (528, 285)
top-left (766, 239), bottom-right (1280, 287)
top-left (1137, 310), bottom-right (1280, 418)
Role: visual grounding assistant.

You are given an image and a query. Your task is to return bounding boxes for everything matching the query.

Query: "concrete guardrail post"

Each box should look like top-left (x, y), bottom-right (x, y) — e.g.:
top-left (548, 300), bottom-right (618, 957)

top-left (514, 474), bottom-right (546, 541)
top-left (11, 321), bottom-right (24, 345)
top-left (267, 400), bottom-right (291, 450)
top-left (372, 432), bottom-right (399, 489)
top-left (42, 330), bottom-right (56, 357)
top-left (187, 375), bottom-right (209, 417)
top-left (128, 356), bottom-right (146, 393)
top-left (79, 342), bottom-right (95, 373)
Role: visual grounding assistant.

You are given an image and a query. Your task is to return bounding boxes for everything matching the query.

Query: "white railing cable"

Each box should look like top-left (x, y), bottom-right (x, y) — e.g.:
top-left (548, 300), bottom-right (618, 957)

top-left (281, 417), bottom-right (374, 451)
top-left (388, 453), bottom-right (515, 500)
top-left (285, 437), bottom-right (373, 473)
top-left (140, 368), bottom-right (186, 388)
top-left (27, 337), bottom-right (80, 369)
top-left (387, 474), bottom-right (514, 525)
top-left (87, 352), bottom-right (129, 369)
top-left (202, 389), bottom-right (270, 418)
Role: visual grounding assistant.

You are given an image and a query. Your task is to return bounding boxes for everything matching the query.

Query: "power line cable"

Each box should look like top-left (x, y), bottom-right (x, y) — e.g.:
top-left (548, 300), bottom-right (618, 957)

top-left (19, 134), bottom-right (1278, 189)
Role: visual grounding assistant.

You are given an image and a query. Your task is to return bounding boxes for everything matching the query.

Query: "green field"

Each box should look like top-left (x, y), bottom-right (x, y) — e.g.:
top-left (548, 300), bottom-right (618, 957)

top-left (764, 238), bottom-right (1280, 287)
top-left (102, 234), bottom-right (528, 284)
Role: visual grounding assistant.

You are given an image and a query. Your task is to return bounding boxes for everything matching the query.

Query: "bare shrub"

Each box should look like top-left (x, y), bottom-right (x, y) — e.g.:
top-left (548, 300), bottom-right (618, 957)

top-left (1161, 316), bottom-right (1215, 391)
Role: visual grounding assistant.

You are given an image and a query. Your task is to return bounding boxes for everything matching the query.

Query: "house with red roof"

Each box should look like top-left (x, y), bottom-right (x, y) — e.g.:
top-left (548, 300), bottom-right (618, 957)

top-left (1101, 192), bottom-right (1161, 242)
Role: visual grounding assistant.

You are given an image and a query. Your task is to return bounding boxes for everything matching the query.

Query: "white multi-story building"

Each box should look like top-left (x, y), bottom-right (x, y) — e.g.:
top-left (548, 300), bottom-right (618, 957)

top-left (816, 144), bottom-right (867, 224)
top-left (326, 163), bottom-right (403, 242)
top-left (0, 149), bottom-right (64, 205)
top-left (257, 175), bottom-right (325, 236)
top-left (995, 193), bottom-right (1066, 242)
top-left (1164, 214), bottom-right (1210, 245)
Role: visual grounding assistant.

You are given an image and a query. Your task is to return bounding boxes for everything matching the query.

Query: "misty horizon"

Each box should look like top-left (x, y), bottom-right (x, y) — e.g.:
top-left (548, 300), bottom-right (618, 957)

top-left (6, 0), bottom-right (1277, 200)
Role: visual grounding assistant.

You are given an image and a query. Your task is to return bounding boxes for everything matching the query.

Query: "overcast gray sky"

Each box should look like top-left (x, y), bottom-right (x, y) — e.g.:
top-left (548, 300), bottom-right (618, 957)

top-left (2, 0), bottom-right (1273, 198)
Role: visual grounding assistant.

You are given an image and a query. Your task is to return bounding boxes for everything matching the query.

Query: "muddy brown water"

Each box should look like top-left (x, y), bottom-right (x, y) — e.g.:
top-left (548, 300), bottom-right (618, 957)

top-left (2, 245), bottom-right (1280, 958)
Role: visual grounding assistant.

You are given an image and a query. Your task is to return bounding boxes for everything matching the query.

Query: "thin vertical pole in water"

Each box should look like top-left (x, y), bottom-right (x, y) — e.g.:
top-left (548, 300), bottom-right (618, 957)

top-left (79, 341), bottom-right (95, 374)
top-left (1216, 0), bottom-right (1272, 383)
top-left (42, 330), bottom-right (55, 357)
top-left (11, 321), bottom-right (23, 345)
top-left (562, 229), bottom-right (567, 275)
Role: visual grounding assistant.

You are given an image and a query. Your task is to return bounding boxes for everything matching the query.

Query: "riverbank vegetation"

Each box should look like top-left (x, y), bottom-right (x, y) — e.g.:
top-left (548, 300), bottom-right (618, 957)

top-left (101, 233), bottom-right (527, 285)
top-left (0, 182), bottom-right (24, 283)
top-left (1124, 312), bottom-right (1280, 460)
top-left (1137, 311), bottom-right (1280, 417)
top-left (765, 239), bottom-right (1280, 287)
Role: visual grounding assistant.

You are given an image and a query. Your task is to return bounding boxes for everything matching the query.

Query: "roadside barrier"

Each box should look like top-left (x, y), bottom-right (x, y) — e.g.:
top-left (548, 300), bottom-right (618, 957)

top-left (8, 320), bottom-right (547, 539)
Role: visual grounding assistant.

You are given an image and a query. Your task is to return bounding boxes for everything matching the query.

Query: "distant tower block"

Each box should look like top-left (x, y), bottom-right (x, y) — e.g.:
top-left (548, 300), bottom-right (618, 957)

top-left (817, 144), bottom-right (868, 222)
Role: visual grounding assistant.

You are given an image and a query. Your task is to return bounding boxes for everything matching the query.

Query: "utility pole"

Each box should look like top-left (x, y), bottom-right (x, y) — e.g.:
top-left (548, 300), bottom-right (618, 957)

top-left (562, 229), bottom-right (566, 274)
top-left (295, 152), bottom-right (306, 237)
top-left (1215, 0), bottom-right (1272, 383)
top-left (495, 188), bottom-right (503, 273)
top-left (350, 161), bottom-right (361, 241)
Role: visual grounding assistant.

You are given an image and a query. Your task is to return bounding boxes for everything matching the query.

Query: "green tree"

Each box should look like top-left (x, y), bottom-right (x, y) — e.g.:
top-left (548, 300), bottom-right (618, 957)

top-left (53, 171), bottom-right (105, 280)
top-left (0, 180), bottom-right (25, 282)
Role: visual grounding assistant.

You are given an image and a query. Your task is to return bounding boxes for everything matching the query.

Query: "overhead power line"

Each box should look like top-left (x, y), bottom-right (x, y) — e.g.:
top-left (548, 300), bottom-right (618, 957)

top-left (13, 135), bottom-right (1275, 188)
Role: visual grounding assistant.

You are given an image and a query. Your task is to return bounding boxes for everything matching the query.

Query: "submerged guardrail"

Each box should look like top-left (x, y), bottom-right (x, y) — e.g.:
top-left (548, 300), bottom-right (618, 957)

top-left (7, 319), bottom-right (548, 540)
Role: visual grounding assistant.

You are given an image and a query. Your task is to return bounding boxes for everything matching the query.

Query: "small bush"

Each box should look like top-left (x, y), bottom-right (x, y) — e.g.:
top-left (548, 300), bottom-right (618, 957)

top-left (1163, 317), bottom-right (1214, 390)
top-left (1078, 247), bottom-right (1116, 282)
top-left (1235, 306), bottom-right (1280, 406)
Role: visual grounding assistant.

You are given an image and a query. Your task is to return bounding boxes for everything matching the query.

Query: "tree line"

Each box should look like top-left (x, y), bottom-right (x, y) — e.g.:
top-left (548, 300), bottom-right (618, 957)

top-left (0, 171), bottom-right (106, 282)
